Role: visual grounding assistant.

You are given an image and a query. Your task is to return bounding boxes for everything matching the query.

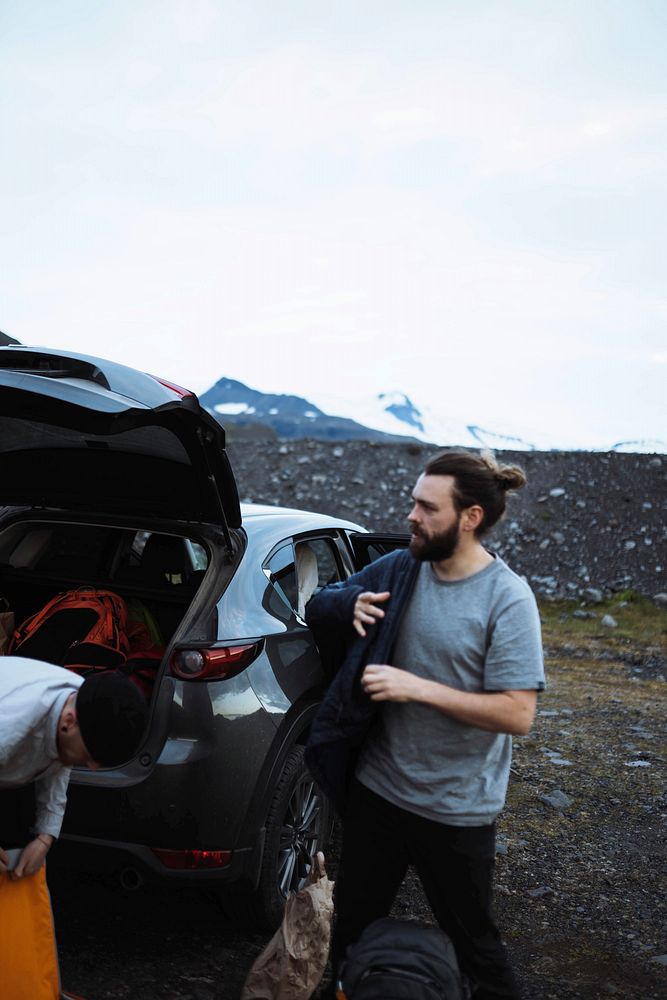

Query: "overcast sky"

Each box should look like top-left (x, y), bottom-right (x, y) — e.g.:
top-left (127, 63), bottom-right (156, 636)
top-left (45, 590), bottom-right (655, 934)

top-left (1, 0), bottom-right (665, 448)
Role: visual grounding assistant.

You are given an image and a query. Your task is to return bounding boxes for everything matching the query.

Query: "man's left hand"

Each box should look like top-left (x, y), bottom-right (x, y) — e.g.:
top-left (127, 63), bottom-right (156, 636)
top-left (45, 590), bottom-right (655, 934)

top-left (361, 664), bottom-right (423, 702)
top-left (10, 836), bottom-right (53, 880)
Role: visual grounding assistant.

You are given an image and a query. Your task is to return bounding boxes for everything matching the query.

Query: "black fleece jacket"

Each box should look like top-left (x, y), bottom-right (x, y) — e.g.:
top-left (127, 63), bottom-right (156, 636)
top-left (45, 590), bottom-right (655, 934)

top-left (304, 548), bottom-right (420, 812)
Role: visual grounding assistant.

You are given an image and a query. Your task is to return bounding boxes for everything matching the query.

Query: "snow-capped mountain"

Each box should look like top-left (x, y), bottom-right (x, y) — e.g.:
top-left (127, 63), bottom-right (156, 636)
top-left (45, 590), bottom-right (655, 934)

top-left (309, 389), bottom-right (546, 449)
top-left (199, 379), bottom-right (419, 442)
top-left (2, 326), bottom-right (660, 451)
top-left (201, 378), bottom-right (665, 453)
top-left (313, 390), bottom-right (667, 452)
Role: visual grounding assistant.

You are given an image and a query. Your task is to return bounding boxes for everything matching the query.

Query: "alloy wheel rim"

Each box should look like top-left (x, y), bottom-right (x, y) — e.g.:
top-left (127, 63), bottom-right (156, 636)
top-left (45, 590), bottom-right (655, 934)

top-left (277, 773), bottom-right (323, 897)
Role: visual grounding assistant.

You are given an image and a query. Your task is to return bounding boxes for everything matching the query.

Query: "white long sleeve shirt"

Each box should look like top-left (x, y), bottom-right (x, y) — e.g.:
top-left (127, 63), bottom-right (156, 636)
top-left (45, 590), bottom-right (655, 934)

top-left (0, 657), bottom-right (83, 838)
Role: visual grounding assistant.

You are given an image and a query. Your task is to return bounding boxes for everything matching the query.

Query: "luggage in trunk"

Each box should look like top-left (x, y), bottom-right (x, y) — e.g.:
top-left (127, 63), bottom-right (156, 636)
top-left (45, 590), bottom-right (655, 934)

top-left (10, 588), bottom-right (130, 669)
top-left (0, 520), bottom-right (208, 700)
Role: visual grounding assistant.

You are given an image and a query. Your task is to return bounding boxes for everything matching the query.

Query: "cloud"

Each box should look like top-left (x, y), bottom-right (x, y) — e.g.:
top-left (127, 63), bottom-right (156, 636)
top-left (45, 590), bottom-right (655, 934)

top-left (0, 1), bottom-right (665, 447)
top-left (166, 0), bottom-right (220, 43)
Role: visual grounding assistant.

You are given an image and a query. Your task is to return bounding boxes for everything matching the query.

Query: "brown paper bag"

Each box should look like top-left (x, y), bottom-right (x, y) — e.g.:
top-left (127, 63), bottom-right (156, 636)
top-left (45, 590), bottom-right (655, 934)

top-left (0, 599), bottom-right (15, 654)
top-left (241, 852), bottom-right (335, 1000)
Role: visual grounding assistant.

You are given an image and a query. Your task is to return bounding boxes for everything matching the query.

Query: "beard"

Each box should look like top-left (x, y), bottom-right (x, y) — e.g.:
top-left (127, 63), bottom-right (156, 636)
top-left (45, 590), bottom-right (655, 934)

top-left (409, 517), bottom-right (461, 562)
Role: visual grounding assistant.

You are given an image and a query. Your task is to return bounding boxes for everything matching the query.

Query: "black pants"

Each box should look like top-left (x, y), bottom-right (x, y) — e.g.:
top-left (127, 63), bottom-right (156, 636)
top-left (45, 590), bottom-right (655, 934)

top-left (333, 779), bottom-right (520, 1000)
top-left (0, 784), bottom-right (36, 848)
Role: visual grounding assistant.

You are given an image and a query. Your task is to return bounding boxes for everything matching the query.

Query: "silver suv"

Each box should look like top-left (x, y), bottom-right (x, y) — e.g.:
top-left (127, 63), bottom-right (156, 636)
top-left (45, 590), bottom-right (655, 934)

top-left (0, 345), bottom-right (403, 927)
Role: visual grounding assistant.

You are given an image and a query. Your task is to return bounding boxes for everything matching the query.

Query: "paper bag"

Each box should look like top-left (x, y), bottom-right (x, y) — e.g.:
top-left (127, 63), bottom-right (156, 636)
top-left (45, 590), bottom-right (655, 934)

top-left (241, 852), bottom-right (335, 1000)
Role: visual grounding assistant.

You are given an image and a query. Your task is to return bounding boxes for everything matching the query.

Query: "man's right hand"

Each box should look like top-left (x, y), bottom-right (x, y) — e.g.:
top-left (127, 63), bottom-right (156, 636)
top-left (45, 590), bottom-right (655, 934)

top-left (353, 591), bottom-right (391, 637)
top-left (0, 847), bottom-right (9, 874)
top-left (10, 836), bottom-right (51, 880)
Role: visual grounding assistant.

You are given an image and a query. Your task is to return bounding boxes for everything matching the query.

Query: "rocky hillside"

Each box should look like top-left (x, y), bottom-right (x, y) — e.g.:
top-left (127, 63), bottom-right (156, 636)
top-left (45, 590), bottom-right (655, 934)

top-left (226, 440), bottom-right (666, 602)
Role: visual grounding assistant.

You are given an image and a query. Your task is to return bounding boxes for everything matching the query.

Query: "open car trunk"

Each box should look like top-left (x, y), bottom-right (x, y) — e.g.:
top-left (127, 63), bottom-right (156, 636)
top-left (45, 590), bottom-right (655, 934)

top-left (0, 346), bottom-right (244, 713)
top-left (0, 515), bottom-right (216, 700)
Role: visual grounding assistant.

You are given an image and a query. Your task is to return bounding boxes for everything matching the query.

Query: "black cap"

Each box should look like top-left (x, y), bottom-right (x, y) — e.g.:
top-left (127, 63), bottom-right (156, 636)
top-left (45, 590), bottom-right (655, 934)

top-left (76, 671), bottom-right (148, 767)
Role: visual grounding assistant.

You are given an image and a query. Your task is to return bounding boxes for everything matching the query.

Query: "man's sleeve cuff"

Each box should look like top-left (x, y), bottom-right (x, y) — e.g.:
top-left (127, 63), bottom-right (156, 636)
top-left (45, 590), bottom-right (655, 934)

top-left (34, 810), bottom-right (64, 839)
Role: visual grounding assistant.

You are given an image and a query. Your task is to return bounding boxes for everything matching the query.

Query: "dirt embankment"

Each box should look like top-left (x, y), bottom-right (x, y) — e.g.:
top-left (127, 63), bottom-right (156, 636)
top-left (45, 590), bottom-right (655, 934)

top-left (226, 442), bottom-right (666, 602)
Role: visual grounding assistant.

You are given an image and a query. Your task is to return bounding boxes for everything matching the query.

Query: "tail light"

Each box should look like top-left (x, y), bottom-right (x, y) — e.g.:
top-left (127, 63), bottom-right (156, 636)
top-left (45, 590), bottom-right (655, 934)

top-left (151, 848), bottom-right (232, 870)
top-left (148, 375), bottom-right (195, 397)
top-left (169, 641), bottom-right (263, 681)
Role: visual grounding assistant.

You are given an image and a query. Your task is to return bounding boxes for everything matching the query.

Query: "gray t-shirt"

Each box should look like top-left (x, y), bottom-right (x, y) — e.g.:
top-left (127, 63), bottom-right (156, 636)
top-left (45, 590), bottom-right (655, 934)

top-left (356, 556), bottom-right (544, 826)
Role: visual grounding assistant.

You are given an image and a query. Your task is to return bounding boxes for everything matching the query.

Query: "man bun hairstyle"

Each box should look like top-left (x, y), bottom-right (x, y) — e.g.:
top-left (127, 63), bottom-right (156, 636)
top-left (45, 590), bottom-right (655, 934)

top-left (76, 671), bottom-right (148, 768)
top-left (493, 464), bottom-right (527, 492)
top-left (423, 448), bottom-right (527, 536)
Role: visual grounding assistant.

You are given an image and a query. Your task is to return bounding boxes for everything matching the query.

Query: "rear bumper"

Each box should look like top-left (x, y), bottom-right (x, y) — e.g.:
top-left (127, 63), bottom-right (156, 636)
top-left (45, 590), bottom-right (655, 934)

top-left (50, 828), bottom-right (266, 889)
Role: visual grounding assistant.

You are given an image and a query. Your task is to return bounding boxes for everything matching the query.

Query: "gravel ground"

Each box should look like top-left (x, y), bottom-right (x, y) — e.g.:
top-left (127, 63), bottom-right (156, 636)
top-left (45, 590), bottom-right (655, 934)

top-left (51, 606), bottom-right (667, 1000)
top-left (50, 443), bottom-right (666, 999)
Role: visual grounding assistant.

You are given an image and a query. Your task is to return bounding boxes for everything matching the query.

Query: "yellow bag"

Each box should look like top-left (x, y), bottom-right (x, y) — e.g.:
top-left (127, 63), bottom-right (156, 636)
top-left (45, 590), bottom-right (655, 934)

top-left (0, 867), bottom-right (60, 999)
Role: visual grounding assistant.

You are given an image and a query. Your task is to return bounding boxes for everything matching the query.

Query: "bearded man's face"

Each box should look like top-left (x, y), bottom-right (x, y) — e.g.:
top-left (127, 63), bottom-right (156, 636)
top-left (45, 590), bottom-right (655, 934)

top-left (409, 514), bottom-right (462, 562)
top-left (407, 474), bottom-right (464, 562)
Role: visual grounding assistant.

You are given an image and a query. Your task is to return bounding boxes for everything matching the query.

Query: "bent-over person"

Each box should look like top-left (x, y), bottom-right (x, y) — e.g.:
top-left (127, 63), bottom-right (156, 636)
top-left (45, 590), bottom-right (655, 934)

top-left (0, 658), bottom-right (148, 1000)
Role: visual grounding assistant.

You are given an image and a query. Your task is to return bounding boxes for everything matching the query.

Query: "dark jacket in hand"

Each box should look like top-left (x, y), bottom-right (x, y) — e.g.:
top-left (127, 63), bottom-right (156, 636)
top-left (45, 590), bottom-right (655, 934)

top-left (305, 549), bottom-right (419, 812)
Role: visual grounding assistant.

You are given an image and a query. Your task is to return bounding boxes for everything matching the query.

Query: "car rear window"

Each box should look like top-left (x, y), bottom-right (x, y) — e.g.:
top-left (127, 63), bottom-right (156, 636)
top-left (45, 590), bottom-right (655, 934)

top-left (8, 524), bottom-right (112, 575)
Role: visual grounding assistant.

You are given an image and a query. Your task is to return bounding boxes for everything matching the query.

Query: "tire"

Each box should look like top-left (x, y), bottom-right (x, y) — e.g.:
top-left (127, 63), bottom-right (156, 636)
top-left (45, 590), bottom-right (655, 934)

top-left (221, 744), bottom-right (332, 931)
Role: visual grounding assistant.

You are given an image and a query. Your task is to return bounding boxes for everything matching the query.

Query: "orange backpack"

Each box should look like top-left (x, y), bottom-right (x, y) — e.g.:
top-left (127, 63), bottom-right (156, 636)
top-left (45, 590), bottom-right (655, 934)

top-left (10, 587), bottom-right (130, 671)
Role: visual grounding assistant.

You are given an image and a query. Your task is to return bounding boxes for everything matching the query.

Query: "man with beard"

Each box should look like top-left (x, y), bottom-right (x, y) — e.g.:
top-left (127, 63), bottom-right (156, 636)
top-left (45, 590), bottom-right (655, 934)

top-left (305, 449), bottom-right (544, 1000)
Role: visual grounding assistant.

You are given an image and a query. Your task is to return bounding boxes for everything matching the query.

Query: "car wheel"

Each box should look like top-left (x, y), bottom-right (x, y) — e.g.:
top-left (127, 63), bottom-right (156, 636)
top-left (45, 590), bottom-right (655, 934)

top-left (221, 744), bottom-right (331, 931)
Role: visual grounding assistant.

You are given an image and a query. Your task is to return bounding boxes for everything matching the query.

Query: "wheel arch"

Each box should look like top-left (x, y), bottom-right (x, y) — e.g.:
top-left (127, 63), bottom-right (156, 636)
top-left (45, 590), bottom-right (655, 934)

top-left (237, 695), bottom-right (320, 857)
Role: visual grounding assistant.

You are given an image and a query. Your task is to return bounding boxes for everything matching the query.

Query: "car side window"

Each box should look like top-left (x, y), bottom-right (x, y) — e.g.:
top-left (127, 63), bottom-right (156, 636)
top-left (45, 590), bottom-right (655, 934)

top-left (265, 544), bottom-right (298, 613)
top-left (294, 537), bottom-right (343, 618)
top-left (265, 537), bottom-right (343, 619)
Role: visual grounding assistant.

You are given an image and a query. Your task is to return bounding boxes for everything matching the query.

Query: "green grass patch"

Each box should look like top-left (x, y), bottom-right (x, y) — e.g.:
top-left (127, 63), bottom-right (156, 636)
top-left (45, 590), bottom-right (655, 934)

top-left (539, 596), bottom-right (667, 648)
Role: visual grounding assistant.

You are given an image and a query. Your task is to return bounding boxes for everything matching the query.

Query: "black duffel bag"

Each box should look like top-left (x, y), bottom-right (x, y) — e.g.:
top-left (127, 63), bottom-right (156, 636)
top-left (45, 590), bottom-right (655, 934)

top-left (337, 917), bottom-right (465, 1000)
